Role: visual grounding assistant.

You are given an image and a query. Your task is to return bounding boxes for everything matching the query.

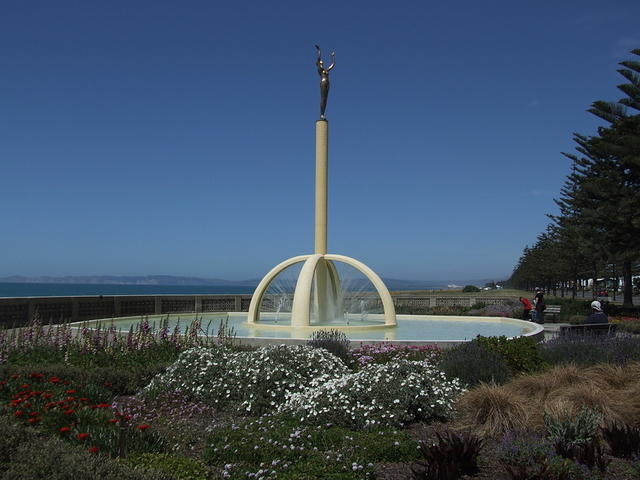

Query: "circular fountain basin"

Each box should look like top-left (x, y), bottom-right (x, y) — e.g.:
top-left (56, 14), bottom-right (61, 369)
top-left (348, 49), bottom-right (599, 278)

top-left (77, 312), bottom-right (543, 348)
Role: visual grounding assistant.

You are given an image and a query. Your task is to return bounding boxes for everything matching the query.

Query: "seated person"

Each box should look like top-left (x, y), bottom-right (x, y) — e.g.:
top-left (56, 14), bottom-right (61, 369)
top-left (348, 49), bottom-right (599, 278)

top-left (584, 300), bottom-right (609, 324)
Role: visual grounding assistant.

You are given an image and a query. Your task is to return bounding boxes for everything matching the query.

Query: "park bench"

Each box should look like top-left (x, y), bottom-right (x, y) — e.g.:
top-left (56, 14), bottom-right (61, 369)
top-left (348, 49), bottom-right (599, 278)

top-left (559, 323), bottom-right (617, 336)
top-left (544, 305), bottom-right (561, 321)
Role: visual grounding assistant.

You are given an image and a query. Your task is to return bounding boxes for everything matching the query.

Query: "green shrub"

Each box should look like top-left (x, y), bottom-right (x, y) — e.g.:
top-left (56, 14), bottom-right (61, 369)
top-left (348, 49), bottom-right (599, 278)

top-left (616, 319), bottom-right (640, 334)
top-left (603, 303), bottom-right (640, 318)
top-left (497, 431), bottom-right (592, 480)
top-left (144, 345), bottom-right (349, 415)
top-left (278, 359), bottom-right (465, 428)
top-left (545, 407), bottom-right (609, 473)
top-left (544, 407), bottom-right (601, 447)
top-left (543, 298), bottom-right (592, 322)
top-left (463, 285), bottom-right (481, 293)
top-left (2, 435), bottom-right (157, 480)
top-left (0, 363), bottom-right (167, 396)
top-left (127, 453), bottom-right (209, 480)
top-left (540, 334), bottom-right (640, 366)
top-left (438, 341), bottom-right (510, 387)
top-left (307, 328), bottom-right (351, 365)
top-left (204, 415), bottom-right (419, 480)
top-left (0, 414), bottom-right (38, 472)
top-left (5, 341), bottom-right (182, 371)
top-left (475, 335), bottom-right (545, 374)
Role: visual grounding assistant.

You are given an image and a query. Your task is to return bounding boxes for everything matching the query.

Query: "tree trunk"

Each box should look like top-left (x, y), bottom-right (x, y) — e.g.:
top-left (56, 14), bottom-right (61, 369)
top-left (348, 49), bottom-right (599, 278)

top-left (592, 263), bottom-right (598, 299)
top-left (623, 259), bottom-right (633, 306)
top-left (572, 269), bottom-right (577, 299)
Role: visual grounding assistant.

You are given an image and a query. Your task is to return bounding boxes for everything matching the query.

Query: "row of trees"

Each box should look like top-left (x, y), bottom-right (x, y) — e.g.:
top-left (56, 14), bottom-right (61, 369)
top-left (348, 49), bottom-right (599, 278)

top-left (508, 49), bottom-right (640, 306)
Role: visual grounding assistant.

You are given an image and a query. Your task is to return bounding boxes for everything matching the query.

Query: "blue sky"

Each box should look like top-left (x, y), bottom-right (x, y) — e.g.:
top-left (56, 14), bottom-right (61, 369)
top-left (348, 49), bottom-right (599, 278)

top-left (1, 0), bottom-right (638, 282)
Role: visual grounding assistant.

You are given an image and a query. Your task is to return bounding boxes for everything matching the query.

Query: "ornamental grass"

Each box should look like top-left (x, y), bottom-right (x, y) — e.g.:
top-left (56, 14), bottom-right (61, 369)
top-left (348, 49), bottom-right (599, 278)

top-left (454, 383), bottom-right (529, 437)
top-left (455, 362), bottom-right (640, 437)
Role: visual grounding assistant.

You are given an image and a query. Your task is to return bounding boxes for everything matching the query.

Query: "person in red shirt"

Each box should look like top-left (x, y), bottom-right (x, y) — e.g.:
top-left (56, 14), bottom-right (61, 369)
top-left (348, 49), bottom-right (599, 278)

top-left (519, 297), bottom-right (533, 320)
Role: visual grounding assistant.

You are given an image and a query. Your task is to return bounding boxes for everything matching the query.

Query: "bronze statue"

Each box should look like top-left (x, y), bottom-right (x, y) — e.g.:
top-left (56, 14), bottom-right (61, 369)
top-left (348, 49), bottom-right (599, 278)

top-left (315, 44), bottom-right (335, 120)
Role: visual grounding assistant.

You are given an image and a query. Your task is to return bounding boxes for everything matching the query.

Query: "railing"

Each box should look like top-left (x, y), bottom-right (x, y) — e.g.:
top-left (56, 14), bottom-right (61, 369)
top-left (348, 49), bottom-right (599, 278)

top-left (0, 294), bottom-right (518, 328)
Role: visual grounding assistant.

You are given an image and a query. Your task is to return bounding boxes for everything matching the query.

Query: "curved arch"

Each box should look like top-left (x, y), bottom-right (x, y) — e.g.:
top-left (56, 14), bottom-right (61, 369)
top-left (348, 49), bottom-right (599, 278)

top-left (246, 255), bottom-right (311, 324)
top-left (290, 254), bottom-right (324, 327)
top-left (324, 254), bottom-right (397, 326)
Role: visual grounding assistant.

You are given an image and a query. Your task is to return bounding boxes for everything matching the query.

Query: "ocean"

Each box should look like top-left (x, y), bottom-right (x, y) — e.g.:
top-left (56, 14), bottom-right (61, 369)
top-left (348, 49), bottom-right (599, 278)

top-left (0, 283), bottom-right (256, 298)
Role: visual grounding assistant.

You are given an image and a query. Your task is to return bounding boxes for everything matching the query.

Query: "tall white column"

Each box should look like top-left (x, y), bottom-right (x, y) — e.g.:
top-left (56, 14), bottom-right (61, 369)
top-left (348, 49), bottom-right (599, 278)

top-left (315, 119), bottom-right (328, 255)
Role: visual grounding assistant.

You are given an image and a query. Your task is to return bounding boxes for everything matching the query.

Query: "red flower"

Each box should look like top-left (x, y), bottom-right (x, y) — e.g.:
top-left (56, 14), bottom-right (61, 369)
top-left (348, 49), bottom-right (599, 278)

top-left (59, 427), bottom-right (71, 433)
top-left (87, 446), bottom-right (100, 453)
top-left (11, 374), bottom-right (20, 379)
top-left (79, 397), bottom-right (89, 402)
top-left (64, 409), bottom-right (75, 415)
top-left (27, 417), bottom-right (40, 424)
top-left (20, 384), bottom-right (30, 389)
top-left (14, 410), bottom-right (24, 417)
top-left (136, 424), bottom-right (151, 431)
top-left (42, 393), bottom-right (53, 399)
top-left (29, 412), bottom-right (39, 417)
top-left (94, 403), bottom-right (110, 409)
top-left (76, 433), bottom-right (90, 440)
top-left (104, 382), bottom-right (113, 387)
top-left (107, 418), bottom-right (119, 423)
top-left (49, 377), bottom-right (60, 383)
top-left (29, 373), bottom-right (44, 379)
top-left (66, 389), bottom-right (76, 394)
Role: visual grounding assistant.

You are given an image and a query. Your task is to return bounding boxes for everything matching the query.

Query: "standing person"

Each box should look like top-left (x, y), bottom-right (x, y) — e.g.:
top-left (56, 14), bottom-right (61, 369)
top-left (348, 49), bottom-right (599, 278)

top-left (533, 289), bottom-right (545, 324)
top-left (584, 300), bottom-right (609, 324)
top-left (519, 297), bottom-right (533, 320)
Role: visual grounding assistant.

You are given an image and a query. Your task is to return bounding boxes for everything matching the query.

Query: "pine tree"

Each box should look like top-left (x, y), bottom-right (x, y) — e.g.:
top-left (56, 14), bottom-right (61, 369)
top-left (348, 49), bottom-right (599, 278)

top-left (560, 49), bottom-right (640, 305)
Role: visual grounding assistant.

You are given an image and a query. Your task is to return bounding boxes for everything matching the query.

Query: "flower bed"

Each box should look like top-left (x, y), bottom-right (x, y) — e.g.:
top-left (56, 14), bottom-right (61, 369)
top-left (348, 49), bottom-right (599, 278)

top-left (143, 344), bottom-right (349, 415)
top-left (2, 316), bottom-right (640, 479)
top-left (0, 371), bottom-right (162, 457)
top-left (279, 359), bottom-right (465, 428)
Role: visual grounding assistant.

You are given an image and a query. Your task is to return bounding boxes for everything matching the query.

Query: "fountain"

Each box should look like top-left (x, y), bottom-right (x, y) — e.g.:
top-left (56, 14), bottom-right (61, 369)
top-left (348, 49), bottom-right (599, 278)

top-left (76, 47), bottom-right (544, 346)
top-left (246, 46), bottom-right (396, 330)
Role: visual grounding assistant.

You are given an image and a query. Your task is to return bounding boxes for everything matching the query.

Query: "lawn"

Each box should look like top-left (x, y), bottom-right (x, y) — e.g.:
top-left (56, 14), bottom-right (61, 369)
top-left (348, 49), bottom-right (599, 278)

top-left (392, 288), bottom-right (531, 297)
top-left (1, 318), bottom-right (640, 479)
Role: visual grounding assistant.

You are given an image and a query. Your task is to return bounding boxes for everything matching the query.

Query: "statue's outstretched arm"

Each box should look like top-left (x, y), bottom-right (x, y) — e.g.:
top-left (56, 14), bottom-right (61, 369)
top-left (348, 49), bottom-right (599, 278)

top-left (315, 44), bottom-right (322, 61)
top-left (326, 52), bottom-right (336, 71)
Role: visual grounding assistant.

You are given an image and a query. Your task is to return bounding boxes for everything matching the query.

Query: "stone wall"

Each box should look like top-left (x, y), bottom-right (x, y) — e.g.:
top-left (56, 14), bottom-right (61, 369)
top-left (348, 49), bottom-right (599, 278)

top-left (0, 294), bottom-right (517, 328)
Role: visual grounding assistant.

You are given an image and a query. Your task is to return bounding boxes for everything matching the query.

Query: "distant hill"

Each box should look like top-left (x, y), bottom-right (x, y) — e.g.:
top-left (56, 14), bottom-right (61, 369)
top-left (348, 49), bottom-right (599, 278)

top-left (0, 275), bottom-right (260, 287)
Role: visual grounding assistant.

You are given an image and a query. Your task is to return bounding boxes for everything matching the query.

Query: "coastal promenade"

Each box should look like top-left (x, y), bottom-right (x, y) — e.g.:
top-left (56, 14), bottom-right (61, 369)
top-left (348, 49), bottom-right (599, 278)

top-left (0, 294), bottom-right (519, 328)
